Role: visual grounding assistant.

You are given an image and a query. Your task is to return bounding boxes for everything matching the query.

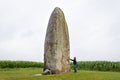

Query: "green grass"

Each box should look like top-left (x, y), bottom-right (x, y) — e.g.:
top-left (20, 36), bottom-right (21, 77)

top-left (0, 68), bottom-right (120, 80)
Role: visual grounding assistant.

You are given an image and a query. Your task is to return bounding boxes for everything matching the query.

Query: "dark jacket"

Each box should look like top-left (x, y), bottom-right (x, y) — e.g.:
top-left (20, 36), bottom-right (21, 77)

top-left (70, 58), bottom-right (77, 65)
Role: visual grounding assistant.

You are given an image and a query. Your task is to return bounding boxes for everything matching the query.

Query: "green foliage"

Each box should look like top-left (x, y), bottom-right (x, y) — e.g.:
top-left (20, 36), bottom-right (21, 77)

top-left (0, 60), bottom-right (120, 72)
top-left (72, 61), bottom-right (120, 72)
top-left (0, 60), bottom-right (43, 68)
top-left (0, 68), bottom-right (120, 80)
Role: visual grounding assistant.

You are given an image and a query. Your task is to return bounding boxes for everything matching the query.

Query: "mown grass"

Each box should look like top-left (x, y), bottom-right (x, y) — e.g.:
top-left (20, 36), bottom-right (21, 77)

top-left (0, 68), bottom-right (120, 80)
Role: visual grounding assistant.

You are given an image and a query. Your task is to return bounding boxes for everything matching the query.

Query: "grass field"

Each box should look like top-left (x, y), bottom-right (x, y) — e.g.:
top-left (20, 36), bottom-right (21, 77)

top-left (0, 68), bottom-right (120, 80)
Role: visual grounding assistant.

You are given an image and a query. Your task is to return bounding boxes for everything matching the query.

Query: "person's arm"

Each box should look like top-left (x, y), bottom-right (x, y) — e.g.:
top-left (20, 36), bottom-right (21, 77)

top-left (70, 59), bottom-right (74, 61)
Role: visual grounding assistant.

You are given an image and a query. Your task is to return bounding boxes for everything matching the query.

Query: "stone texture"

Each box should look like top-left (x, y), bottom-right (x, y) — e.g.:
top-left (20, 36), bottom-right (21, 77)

top-left (44, 7), bottom-right (70, 74)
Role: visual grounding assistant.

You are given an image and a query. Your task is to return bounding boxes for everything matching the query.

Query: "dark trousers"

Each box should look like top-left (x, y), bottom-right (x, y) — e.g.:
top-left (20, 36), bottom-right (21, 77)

top-left (74, 64), bottom-right (77, 72)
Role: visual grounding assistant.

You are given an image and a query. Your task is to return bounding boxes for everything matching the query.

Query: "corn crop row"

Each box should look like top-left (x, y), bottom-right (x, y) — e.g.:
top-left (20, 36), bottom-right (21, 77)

top-left (0, 60), bottom-right (43, 68)
top-left (70, 61), bottom-right (120, 72)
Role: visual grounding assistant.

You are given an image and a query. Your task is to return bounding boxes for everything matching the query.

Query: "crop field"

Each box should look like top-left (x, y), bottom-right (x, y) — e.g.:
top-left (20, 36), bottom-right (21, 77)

top-left (0, 60), bottom-right (120, 72)
top-left (0, 68), bottom-right (120, 80)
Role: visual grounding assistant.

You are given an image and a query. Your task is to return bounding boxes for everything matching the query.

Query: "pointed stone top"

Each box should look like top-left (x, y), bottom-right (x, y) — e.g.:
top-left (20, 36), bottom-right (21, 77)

top-left (54, 7), bottom-right (61, 10)
top-left (52, 7), bottom-right (64, 15)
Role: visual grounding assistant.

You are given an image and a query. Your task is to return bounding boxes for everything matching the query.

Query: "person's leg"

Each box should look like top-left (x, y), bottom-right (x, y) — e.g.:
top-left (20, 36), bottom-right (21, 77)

top-left (74, 64), bottom-right (77, 72)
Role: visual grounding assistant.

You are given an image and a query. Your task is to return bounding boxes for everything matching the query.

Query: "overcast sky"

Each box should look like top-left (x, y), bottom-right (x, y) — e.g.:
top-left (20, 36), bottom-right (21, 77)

top-left (0, 0), bottom-right (120, 62)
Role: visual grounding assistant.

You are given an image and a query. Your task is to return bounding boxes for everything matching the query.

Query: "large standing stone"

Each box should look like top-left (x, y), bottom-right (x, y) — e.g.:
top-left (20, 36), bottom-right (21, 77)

top-left (44, 7), bottom-right (70, 74)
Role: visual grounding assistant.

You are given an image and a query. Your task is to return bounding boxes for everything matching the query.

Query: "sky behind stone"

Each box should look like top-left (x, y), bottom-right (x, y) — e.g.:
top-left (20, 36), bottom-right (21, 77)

top-left (0, 0), bottom-right (120, 62)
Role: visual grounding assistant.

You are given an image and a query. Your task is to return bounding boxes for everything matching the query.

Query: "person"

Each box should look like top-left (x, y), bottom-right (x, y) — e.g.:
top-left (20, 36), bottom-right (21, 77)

top-left (70, 57), bottom-right (77, 72)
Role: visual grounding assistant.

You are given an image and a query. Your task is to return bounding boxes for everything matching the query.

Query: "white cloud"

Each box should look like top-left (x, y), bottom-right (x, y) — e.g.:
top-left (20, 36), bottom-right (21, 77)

top-left (0, 0), bottom-right (120, 62)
